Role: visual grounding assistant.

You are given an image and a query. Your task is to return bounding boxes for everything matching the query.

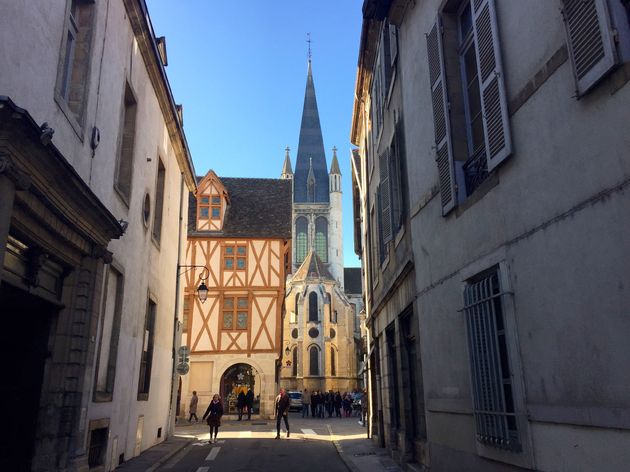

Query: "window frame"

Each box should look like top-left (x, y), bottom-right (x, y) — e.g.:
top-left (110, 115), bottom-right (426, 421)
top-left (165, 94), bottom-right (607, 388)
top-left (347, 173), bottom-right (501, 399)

top-left (113, 82), bottom-right (138, 206)
top-left (222, 295), bottom-right (249, 331)
top-left (55, 0), bottom-right (96, 132)
top-left (295, 216), bottom-right (309, 263)
top-left (151, 157), bottom-right (166, 244)
top-left (137, 297), bottom-right (156, 400)
top-left (223, 243), bottom-right (247, 271)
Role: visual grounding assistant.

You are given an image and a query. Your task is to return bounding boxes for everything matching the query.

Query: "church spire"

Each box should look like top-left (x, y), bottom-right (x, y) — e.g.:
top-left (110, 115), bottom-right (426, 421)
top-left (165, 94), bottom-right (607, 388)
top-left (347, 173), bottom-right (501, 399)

top-left (281, 146), bottom-right (293, 179)
top-left (330, 146), bottom-right (341, 175)
top-left (293, 44), bottom-right (329, 203)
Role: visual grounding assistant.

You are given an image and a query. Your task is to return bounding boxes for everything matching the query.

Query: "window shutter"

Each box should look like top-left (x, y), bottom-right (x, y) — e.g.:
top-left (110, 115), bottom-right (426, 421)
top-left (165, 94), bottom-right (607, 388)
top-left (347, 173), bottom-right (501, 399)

top-left (379, 150), bottom-right (392, 244)
top-left (471, 0), bottom-right (512, 172)
top-left (562, 0), bottom-right (617, 97)
top-left (426, 16), bottom-right (457, 215)
top-left (389, 23), bottom-right (398, 67)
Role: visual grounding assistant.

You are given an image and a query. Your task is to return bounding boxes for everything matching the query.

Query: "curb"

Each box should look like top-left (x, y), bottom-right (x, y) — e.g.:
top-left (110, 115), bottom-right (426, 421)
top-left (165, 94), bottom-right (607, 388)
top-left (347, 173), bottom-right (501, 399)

top-left (145, 438), bottom-right (193, 472)
top-left (327, 424), bottom-right (361, 472)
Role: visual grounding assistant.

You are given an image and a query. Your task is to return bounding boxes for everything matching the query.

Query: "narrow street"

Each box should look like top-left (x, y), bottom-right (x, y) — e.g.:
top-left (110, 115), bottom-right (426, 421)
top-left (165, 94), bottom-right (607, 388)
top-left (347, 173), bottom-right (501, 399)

top-left (156, 414), bottom-right (378, 472)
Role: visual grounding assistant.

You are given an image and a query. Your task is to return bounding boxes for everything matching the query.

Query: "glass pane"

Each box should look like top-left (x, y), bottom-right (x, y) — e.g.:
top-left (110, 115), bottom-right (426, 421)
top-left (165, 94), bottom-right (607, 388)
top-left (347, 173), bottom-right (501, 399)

top-left (225, 258), bottom-right (234, 269)
top-left (237, 246), bottom-right (246, 255)
top-left (237, 297), bottom-right (248, 308)
top-left (211, 207), bottom-right (220, 218)
top-left (223, 313), bottom-right (233, 329)
top-left (236, 258), bottom-right (246, 269)
top-left (237, 312), bottom-right (248, 329)
top-left (211, 196), bottom-right (220, 204)
top-left (459, 2), bottom-right (473, 41)
top-left (200, 196), bottom-right (210, 204)
top-left (199, 207), bottom-right (209, 219)
top-left (224, 298), bottom-right (234, 309)
top-left (225, 246), bottom-right (234, 254)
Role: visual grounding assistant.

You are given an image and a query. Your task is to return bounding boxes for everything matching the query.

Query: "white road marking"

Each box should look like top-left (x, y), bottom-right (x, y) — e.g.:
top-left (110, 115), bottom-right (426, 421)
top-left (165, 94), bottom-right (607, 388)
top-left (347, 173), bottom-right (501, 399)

top-left (205, 447), bottom-right (221, 461)
top-left (196, 468), bottom-right (209, 472)
top-left (239, 431), bottom-right (252, 437)
top-left (301, 428), bottom-right (316, 435)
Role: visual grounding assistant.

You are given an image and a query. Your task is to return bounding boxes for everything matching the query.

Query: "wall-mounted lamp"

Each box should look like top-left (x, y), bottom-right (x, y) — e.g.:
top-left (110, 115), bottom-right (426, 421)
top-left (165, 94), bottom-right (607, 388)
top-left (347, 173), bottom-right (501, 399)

top-left (178, 265), bottom-right (210, 303)
top-left (285, 345), bottom-right (291, 357)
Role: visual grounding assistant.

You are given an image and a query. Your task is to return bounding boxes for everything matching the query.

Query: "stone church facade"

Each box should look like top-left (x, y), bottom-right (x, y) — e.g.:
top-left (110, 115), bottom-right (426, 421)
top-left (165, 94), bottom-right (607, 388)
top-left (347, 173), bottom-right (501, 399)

top-left (280, 59), bottom-right (359, 393)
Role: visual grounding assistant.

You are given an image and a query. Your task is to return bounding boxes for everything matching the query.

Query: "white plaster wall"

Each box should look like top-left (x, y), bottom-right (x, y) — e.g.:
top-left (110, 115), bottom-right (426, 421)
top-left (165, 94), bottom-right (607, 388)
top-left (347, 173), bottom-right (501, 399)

top-left (0, 0), bottom-right (192, 468)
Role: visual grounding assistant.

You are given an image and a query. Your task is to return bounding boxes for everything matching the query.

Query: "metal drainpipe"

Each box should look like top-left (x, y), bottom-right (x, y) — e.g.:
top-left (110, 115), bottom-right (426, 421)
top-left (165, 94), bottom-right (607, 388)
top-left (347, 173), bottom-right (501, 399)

top-left (167, 172), bottom-right (185, 437)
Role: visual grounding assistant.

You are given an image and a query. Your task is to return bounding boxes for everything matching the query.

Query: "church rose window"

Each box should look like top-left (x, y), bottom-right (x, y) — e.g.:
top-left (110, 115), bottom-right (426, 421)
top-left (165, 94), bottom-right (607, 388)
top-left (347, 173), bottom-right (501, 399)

top-left (308, 327), bottom-right (319, 338)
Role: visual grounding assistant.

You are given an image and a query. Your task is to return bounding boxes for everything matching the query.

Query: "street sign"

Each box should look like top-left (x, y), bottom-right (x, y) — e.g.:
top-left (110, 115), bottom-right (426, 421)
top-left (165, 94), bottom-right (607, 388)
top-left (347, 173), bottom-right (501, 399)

top-left (176, 362), bottom-right (189, 375)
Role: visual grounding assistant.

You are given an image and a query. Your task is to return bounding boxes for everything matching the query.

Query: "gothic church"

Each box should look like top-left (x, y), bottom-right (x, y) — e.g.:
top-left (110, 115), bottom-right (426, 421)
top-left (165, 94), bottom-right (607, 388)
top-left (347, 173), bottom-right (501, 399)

top-left (280, 58), bottom-right (359, 393)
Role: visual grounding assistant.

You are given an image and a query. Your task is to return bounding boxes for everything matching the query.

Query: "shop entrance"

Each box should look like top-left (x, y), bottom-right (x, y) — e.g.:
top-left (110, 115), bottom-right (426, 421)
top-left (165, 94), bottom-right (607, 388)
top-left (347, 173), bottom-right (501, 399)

top-left (0, 282), bottom-right (57, 471)
top-left (220, 363), bottom-right (258, 414)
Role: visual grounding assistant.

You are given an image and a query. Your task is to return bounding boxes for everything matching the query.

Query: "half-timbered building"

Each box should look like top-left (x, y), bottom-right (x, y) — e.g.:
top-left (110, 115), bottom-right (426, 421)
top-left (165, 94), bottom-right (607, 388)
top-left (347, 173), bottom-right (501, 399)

top-left (181, 171), bottom-right (292, 418)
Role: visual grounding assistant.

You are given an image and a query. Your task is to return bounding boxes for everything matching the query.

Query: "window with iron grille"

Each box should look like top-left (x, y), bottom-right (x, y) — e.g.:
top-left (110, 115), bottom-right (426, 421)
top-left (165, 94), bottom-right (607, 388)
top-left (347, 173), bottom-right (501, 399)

top-left (463, 267), bottom-right (520, 451)
top-left (87, 426), bottom-right (108, 468)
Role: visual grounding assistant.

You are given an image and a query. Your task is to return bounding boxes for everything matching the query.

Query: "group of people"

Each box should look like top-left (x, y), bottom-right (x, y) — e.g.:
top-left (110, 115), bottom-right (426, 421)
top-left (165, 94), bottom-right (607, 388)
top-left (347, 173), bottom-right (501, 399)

top-left (187, 386), bottom-right (368, 444)
top-left (300, 388), bottom-right (366, 419)
top-left (236, 388), bottom-right (255, 421)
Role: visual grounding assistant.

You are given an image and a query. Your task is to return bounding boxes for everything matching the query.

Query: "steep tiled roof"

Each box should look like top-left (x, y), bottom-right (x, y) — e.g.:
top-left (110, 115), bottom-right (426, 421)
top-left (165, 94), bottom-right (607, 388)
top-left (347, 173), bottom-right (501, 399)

top-left (188, 177), bottom-right (292, 239)
top-left (291, 250), bottom-right (335, 282)
top-left (344, 268), bottom-right (362, 295)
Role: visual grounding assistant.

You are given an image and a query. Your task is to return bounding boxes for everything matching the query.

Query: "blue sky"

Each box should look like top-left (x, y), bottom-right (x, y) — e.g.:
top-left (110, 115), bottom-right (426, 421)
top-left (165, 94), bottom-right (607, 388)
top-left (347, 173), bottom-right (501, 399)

top-left (146, 1), bottom-right (364, 267)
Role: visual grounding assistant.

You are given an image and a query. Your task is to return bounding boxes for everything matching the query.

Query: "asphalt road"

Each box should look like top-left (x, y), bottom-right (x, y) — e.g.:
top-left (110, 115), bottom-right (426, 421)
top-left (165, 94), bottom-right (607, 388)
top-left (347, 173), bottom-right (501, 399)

top-left (158, 418), bottom-right (351, 472)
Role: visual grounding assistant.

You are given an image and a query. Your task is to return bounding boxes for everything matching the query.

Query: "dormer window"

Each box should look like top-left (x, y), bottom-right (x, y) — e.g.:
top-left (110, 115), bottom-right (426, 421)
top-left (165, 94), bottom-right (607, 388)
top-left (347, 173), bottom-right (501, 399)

top-left (198, 195), bottom-right (210, 219)
top-left (198, 194), bottom-right (222, 221)
top-left (211, 195), bottom-right (221, 219)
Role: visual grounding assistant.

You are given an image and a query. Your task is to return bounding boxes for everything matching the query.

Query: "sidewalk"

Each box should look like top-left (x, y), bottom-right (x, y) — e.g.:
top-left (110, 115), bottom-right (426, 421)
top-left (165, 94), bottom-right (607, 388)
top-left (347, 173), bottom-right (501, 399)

top-left (115, 414), bottom-right (401, 472)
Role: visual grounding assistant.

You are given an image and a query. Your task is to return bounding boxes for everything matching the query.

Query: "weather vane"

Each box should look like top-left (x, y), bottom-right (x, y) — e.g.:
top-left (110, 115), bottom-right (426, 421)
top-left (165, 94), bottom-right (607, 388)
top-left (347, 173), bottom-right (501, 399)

top-left (307, 32), bottom-right (312, 61)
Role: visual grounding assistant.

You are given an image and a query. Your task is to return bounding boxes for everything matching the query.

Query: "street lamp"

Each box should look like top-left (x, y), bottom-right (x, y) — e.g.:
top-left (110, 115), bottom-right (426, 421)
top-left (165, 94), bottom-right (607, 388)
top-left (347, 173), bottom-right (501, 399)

top-left (178, 265), bottom-right (210, 303)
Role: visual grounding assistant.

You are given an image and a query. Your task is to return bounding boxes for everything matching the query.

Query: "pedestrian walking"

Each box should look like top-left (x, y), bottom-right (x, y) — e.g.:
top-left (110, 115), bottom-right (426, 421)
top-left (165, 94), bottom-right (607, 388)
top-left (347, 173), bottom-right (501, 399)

top-left (274, 387), bottom-right (290, 438)
top-left (202, 394), bottom-right (224, 443)
top-left (237, 390), bottom-right (246, 420)
top-left (245, 387), bottom-right (254, 420)
top-left (302, 388), bottom-right (310, 417)
top-left (188, 390), bottom-right (199, 423)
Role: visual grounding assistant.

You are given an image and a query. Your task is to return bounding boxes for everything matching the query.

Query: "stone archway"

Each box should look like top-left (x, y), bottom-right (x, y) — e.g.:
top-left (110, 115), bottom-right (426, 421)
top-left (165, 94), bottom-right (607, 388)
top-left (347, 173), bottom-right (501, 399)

top-left (220, 363), bottom-right (258, 414)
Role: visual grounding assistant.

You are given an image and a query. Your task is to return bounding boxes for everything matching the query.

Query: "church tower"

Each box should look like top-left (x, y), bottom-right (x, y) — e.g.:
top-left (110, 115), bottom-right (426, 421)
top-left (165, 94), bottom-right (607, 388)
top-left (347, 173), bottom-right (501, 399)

top-left (285, 57), bottom-right (344, 287)
top-left (279, 50), bottom-right (358, 394)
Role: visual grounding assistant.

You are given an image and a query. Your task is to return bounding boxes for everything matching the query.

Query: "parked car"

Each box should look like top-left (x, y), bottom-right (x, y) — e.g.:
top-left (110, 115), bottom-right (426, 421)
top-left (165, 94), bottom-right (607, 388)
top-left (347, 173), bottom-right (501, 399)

top-left (287, 391), bottom-right (302, 411)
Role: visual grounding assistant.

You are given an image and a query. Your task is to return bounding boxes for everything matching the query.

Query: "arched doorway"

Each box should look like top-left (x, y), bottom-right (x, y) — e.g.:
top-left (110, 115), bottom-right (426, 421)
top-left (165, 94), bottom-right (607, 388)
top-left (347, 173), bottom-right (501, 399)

top-left (220, 363), bottom-right (258, 414)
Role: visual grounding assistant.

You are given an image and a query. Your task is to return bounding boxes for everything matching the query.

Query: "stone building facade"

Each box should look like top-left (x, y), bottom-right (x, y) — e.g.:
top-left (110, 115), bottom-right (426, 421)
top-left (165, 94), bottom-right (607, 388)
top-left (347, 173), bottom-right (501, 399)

top-left (0, 1), bottom-right (196, 470)
top-left (352, 0), bottom-right (630, 471)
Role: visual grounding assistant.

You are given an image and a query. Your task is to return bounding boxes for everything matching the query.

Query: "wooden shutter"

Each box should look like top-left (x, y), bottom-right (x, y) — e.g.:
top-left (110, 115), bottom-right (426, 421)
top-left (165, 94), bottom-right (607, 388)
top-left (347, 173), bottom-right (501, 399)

top-left (426, 16), bottom-right (457, 215)
top-left (471, 0), bottom-right (512, 172)
top-left (379, 150), bottom-right (393, 244)
top-left (562, 0), bottom-right (617, 97)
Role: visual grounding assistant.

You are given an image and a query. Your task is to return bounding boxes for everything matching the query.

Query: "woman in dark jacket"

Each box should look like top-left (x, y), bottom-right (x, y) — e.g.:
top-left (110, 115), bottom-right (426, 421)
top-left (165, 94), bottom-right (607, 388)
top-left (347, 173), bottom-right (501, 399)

top-left (237, 391), bottom-right (246, 420)
top-left (202, 394), bottom-right (224, 443)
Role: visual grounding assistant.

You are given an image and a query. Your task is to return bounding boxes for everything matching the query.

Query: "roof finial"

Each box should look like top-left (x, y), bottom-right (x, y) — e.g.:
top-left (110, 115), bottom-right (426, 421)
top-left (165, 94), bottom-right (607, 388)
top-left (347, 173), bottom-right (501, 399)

top-left (307, 32), bottom-right (312, 62)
